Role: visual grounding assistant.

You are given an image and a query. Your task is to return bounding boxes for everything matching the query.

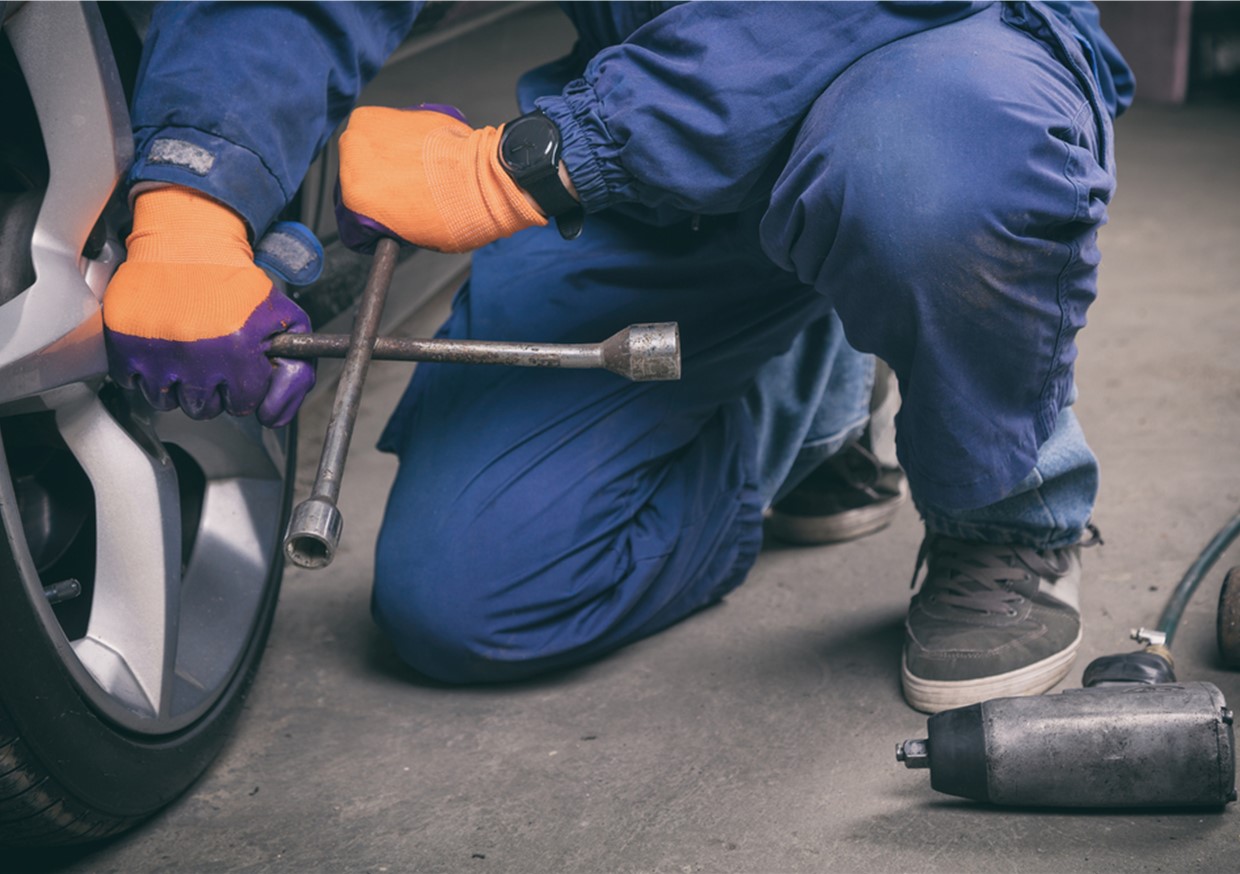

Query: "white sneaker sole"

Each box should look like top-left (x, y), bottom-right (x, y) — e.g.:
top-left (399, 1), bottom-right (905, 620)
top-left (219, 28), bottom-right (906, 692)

top-left (901, 628), bottom-right (1082, 714)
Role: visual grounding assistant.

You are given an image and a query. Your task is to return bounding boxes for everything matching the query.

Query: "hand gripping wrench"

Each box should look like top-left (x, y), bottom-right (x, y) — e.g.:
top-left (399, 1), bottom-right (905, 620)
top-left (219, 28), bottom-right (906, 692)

top-left (271, 238), bottom-right (681, 570)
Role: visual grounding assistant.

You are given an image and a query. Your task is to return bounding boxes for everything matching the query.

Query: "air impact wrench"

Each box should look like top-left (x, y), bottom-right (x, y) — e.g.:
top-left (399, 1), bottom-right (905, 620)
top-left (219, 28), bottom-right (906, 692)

top-left (272, 238), bottom-right (682, 570)
top-left (897, 644), bottom-right (1237, 808)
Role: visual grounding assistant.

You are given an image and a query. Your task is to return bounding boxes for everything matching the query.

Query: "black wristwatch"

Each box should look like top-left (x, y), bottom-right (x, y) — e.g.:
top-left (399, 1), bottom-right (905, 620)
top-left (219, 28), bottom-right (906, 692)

top-left (498, 110), bottom-right (584, 240)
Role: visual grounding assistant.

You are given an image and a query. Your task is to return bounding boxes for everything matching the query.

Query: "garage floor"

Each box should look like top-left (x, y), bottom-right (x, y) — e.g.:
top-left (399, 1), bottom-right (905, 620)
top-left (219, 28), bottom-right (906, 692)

top-left (16, 18), bottom-right (1240, 874)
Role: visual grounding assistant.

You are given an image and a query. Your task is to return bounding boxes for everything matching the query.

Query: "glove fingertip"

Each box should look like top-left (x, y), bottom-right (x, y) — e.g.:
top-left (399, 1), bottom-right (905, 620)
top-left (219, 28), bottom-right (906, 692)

top-left (140, 377), bottom-right (178, 412)
top-left (258, 359), bottom-right (315, 429)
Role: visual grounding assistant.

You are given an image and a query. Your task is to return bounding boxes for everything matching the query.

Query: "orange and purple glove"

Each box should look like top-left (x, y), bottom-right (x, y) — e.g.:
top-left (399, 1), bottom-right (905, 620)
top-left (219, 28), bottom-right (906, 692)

top-left (335, 104), bottom-right (548, 254)
top-left (103, 186), bottom-right (315, 428)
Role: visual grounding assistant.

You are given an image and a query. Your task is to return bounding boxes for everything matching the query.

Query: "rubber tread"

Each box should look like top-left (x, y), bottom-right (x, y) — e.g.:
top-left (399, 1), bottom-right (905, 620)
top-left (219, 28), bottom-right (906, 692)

top-left (0, 775), bottom-right (48, 814)
top-left (0, 732), bottom-right (138, 845)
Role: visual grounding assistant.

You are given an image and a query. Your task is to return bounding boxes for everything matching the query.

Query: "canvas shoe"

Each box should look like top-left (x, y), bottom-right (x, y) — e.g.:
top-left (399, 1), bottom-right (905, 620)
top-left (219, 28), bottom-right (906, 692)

top-left (901, 531), bottom-right (1098, 713)
top-left (766, 441), bottom-right (908, 545)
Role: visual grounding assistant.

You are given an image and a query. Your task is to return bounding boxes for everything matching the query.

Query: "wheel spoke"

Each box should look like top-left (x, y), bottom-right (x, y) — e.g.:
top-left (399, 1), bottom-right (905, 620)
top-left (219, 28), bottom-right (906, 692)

top-left (152, 412), bottom-right (287, 718)
top-left (56, 395), bottom-right (180, 719)
top-left (0, 0), bottom-right (129, 407)
top-left (171, 477), bottom-right (282, 709)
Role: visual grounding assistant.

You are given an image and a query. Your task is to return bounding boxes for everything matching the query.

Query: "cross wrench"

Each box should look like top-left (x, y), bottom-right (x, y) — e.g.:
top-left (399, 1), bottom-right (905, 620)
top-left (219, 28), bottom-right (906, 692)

top-left (275, 238), bottom-right (681, 570)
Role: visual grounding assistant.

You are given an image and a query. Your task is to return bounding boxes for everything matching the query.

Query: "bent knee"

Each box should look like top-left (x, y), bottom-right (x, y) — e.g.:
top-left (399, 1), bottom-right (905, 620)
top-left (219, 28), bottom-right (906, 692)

top-left (372, 533), bottom-right (630, 685)
top-left (371, 578), bottom-right (545, 684)
top-left (370, 542), bottom-right (551, 684)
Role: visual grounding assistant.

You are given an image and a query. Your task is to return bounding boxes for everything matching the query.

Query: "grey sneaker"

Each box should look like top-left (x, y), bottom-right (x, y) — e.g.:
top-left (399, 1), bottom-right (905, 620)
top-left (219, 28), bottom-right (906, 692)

top-left (901, 532), bottom-right (1098, 714)
top-left (766, 442), bottom-right (908, 545)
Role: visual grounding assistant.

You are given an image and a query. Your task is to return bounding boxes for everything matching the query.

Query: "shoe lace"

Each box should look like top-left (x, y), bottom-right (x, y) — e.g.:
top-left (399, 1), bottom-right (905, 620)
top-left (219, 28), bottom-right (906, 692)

top-left (908, 527), bottom-right (1099, 616)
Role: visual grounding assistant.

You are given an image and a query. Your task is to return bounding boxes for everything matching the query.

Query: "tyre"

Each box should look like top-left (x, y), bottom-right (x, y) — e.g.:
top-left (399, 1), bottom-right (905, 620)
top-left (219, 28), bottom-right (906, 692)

top-left (0, 2), bottom-right (296, 846)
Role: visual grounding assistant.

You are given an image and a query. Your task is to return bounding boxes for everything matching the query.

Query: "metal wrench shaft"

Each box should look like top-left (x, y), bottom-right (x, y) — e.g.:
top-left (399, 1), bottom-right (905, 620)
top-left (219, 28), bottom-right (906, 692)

top-left (283, 237), bottom-right (399, 569)
top-left (268, 323), bottom-right (681, 382)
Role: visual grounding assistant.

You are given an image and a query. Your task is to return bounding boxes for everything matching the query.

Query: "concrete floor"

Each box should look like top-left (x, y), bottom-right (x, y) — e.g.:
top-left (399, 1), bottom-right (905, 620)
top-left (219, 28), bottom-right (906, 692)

top-left (18, 25), bottom-right (1240, 874)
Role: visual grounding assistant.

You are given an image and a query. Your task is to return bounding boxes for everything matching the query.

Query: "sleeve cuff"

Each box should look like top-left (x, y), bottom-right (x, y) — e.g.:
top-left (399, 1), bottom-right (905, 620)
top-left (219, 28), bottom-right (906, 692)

top-left (128, 126), bottom-right (290, 239)
top-left (536, 81), bottom-right (634, 215)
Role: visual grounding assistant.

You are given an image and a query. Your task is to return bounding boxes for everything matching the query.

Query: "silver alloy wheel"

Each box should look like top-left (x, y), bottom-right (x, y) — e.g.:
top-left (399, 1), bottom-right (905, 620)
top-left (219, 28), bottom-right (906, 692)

top-left (0, 1), bottom-right (292, 736)
top-left (3, 393), bottom-right (292, 735)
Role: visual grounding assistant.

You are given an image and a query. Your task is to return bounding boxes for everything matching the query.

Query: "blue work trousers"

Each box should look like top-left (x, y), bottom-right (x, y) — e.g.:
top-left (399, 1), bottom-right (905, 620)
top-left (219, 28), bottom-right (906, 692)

top-left (373, 4), bottom-right (1115, 683)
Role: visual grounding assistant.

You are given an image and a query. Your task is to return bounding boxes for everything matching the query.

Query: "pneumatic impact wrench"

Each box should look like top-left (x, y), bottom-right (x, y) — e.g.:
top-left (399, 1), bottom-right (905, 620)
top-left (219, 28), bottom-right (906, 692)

top-left (896, 644), bottom-right (1235, 808)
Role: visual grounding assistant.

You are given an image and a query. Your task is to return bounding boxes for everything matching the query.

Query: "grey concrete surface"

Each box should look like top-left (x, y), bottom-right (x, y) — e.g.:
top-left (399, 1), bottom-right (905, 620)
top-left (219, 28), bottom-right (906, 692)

top-left (17, 14), bottom-right (1240, 874)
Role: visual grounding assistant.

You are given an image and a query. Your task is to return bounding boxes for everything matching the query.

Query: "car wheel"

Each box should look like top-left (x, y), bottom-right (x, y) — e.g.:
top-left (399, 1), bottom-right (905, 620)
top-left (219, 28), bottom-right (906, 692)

top-left (0, 2), bottom-right (296, 846)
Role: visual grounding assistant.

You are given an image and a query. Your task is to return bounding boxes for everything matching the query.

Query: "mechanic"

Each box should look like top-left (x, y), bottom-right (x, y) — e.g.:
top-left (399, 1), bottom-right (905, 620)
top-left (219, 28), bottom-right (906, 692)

top-left (102, 2), bottom-right (1132, 713)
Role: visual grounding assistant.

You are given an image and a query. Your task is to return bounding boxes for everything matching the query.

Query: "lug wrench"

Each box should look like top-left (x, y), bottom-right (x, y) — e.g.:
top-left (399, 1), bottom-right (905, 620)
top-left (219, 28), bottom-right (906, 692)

top-left (275, 238), bottom-right (681, 570)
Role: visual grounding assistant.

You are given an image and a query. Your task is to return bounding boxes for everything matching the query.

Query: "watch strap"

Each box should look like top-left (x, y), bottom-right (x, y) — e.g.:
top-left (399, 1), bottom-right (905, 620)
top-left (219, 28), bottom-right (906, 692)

top-left (499, 111), bottom-right (584, 240)
top-left (522, 174), bottom-right (583, 240)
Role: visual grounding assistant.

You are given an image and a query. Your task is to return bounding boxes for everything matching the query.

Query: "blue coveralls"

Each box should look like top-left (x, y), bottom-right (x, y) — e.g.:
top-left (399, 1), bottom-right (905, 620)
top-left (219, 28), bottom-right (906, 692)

top-left (130, 2), bottom-right (1133, 683)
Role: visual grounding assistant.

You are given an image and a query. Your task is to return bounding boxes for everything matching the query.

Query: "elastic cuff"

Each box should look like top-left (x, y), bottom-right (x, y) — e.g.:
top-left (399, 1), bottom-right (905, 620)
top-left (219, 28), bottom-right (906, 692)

top-left (536, 83), bottom-right (628, 214)
top-left (129, 126), bottom-right (289, 239)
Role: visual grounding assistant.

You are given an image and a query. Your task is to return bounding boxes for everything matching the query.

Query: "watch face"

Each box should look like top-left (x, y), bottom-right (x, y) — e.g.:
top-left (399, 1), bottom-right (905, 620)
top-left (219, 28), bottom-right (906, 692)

top-left (503, 115), bottom-right (558, 175)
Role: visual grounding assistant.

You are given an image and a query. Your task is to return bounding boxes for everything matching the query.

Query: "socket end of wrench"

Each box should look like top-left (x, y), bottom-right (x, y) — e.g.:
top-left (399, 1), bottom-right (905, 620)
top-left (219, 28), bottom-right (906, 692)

top-left (602, 322), bottom-right (681, 382)
top-left (896, 738), bottom-right (930, 769)
top-left (284, 497), bottom-right (343, 569)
